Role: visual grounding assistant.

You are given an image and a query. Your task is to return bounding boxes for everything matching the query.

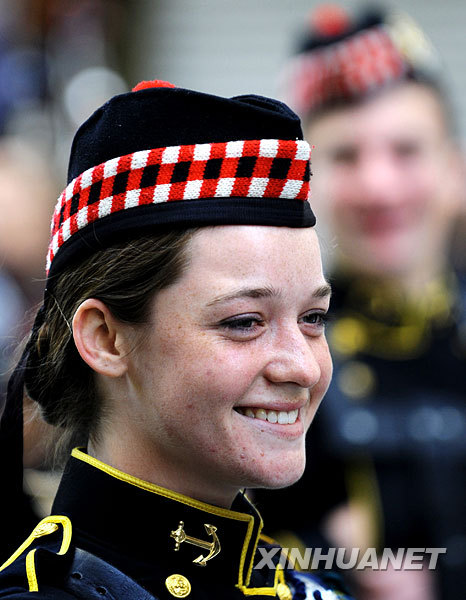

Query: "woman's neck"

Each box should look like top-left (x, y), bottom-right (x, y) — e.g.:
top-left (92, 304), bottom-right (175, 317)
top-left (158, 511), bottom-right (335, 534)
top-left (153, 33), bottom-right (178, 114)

top-left (87, 434), bottom-right (238, 509)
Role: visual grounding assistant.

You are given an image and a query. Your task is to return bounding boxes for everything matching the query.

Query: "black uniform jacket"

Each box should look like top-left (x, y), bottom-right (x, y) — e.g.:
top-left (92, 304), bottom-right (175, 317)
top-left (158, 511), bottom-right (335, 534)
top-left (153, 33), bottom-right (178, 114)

top-left (0, 449), bottom-right (352, 599)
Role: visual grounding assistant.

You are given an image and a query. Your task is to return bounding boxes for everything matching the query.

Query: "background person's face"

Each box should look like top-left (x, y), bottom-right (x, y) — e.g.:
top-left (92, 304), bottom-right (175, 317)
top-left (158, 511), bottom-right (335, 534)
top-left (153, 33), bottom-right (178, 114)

top-left (122, 225), bottom-right (332, 506)
top-left (307, 83), bottom-right (462, 281)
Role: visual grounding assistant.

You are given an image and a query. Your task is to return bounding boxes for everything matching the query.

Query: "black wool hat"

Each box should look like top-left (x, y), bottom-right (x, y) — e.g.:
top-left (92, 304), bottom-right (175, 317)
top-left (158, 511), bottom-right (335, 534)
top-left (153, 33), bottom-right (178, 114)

top-left (0, 80), bottom-right (316, 561)
top-left (281, 4), bottom-right (442, 118)
top-left (47, 79), bottom-right (315, 283)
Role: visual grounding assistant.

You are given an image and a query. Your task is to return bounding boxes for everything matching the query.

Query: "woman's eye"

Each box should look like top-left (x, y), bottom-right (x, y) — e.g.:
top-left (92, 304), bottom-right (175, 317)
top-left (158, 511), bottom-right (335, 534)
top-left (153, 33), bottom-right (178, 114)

top-left (301, 312), bottom-right (329, 329)
top-left (218, 315), bottom-right (266, 340)
top-left (221, 316), bottom-right (264, 331)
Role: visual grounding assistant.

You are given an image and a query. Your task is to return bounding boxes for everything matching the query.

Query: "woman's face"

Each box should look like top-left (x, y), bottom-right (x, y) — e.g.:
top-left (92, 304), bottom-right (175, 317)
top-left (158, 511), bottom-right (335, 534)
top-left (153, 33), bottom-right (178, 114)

top-left (121, 225), bottom-right (332, 506)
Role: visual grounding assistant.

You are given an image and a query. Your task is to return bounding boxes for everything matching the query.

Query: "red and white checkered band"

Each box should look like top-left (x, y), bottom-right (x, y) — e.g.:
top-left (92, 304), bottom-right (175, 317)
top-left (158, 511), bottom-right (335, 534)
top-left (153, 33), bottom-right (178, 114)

top-left (282, 26), bottom-right (407, 115)
top-left (47, 138), bottom-right (311, 273)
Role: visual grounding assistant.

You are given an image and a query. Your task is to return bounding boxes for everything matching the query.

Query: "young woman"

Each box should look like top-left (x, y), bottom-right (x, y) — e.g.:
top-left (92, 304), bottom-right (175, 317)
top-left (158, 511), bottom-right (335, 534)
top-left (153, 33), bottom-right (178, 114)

top-left (0, 80), bottom-right (350, 599)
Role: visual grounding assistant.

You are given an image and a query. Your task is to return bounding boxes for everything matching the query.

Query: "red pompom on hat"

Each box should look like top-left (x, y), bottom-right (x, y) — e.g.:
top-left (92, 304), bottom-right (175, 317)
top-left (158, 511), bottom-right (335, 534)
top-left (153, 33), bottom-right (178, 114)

top-left (132, 79), bottom-right (176, 92)
top-left (309, 4), bottom-right (350, 37)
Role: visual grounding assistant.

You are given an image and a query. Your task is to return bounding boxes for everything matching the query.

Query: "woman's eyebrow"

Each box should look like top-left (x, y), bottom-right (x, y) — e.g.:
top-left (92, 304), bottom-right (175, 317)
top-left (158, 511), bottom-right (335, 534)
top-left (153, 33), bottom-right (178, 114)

top-left (206, 286), bottom-right (280, 307)
top-left (207, 282), bottom-right (332, 307)
top-left (314, 283), bottom-right (332, 299)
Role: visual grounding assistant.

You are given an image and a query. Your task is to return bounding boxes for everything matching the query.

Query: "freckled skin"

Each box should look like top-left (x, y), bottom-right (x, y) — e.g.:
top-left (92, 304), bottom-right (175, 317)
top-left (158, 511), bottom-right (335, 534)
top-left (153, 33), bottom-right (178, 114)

top-left (94, 226), bottom-right (332, 508)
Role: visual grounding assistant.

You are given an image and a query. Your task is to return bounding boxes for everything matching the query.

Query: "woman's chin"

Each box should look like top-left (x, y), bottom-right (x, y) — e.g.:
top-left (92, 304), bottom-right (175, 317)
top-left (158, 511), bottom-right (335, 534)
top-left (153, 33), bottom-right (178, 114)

top-left (248, 456), bottom-right (306, 491)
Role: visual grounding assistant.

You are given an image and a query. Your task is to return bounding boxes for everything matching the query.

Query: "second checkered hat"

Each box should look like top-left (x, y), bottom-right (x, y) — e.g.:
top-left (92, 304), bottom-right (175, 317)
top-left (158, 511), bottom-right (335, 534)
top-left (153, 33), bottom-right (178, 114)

top-left (47, 80), bottom-right (315, 283)
top-left (282, 5), bottom-right (441, 118)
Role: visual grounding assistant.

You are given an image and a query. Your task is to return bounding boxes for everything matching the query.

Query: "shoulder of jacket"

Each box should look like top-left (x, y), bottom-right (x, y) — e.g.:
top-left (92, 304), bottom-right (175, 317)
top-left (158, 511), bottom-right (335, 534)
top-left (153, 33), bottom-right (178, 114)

top-left (0, 517), bottom-right (158, 599)
top-left (0, 516), bottom-right (75, 596)
top-left (65, 549), bottom-right (156, 599)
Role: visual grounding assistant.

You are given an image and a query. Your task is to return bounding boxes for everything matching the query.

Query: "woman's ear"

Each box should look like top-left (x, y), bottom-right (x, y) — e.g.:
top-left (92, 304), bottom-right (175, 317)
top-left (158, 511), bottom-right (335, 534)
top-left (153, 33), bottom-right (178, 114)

top-left (72, 299), bottom-right (129, 377)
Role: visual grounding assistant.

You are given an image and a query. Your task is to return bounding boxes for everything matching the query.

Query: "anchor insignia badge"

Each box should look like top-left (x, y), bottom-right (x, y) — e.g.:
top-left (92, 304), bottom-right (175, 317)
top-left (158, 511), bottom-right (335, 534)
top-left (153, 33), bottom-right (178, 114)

top-left (170, 521), bottom-right (221, 566)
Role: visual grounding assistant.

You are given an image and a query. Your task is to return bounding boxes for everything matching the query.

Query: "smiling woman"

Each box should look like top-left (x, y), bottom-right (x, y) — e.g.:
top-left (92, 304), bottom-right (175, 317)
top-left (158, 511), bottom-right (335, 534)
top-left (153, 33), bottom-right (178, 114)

top-left (102, 226), bottom-right (332, 505)
top-left (0, 81), bottom-right (348, 599)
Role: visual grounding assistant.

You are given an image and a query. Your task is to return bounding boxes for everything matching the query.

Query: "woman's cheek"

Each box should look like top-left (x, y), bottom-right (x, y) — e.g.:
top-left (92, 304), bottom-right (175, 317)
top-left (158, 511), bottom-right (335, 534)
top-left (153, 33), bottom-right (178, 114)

top-left (316, 341), bottom-right (333, 398)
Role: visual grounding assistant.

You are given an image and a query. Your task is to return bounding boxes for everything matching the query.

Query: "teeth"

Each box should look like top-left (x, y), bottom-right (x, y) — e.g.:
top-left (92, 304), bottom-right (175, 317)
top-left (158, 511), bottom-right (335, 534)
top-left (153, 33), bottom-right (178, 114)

top-left (278, 411), bottom-right (288, 425)
top-left (267, 411), bottom-right (278, 424)
top-left (256, 409), bottom-right (267, 421)
top-left (237, 407), bottom-right (299, 425)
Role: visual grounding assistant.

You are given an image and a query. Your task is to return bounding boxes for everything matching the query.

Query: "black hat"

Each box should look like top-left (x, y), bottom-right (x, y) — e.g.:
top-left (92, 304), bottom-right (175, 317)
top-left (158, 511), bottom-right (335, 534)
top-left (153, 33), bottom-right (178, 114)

top-left (47, 79), bottom-right (314, 283)
top-left (281, 5), bottom-right (441, 117)
top-left (0, 80), bottom-right (315, 560)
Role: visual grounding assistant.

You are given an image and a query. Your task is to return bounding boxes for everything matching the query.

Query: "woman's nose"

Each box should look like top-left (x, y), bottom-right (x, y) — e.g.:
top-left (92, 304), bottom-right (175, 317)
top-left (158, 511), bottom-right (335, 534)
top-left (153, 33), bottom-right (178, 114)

top-left (263, 325), bottom-right (324, 389)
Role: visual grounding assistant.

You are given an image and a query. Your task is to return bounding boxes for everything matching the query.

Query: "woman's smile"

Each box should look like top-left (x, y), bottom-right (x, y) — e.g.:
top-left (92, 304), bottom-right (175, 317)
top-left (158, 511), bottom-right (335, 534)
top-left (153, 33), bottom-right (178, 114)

top-left (235, 406), bottom-right (300, 425)
top-left (233, 405), bottom-right (306, 441)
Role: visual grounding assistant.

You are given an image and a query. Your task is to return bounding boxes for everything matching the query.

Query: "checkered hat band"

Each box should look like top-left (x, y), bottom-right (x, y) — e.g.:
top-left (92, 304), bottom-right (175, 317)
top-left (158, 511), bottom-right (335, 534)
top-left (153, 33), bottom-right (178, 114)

top-left (47, 139), bottom-right (311, 273)
top-left (284, 26), bottom-right (407, 114)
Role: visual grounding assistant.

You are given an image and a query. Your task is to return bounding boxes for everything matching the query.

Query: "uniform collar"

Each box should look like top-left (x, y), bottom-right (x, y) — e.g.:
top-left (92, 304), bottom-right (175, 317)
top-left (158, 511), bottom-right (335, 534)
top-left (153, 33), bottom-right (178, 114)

top-left (52, 449), bottom-right (282, 596)
top-left (329, 271), bottom-right (459, 359)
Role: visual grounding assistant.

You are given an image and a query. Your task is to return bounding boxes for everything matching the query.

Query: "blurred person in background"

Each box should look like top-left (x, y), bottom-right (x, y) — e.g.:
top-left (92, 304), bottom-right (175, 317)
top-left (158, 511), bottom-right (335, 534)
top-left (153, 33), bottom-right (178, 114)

top-left (0, 137), bottom-right (58, 408)
top-left (0, 137), bottom-right (59, 564)
top-left (0, 139), bottom-right (56, 305)
top-left (0, 136), bottom-right (57, 422)
top-left (254, 5), bottom-right (466, 600)
top-left (0, 0), bottom-right (131, 563)
top-left (0, 0), bottom-right (128, 393)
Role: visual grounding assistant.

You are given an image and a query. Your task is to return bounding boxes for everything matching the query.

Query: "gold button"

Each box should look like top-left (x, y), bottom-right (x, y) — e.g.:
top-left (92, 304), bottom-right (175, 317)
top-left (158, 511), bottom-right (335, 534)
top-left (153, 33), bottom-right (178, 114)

top-left (165, 574), bottom-right (191, 598)
top-left (277, 582), bottom-right (292, 600)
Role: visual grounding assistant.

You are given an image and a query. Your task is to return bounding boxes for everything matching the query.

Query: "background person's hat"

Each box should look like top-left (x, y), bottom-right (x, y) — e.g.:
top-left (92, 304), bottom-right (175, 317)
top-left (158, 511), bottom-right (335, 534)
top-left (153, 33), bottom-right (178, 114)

top-left (281, 4), bottom-right (442, 118)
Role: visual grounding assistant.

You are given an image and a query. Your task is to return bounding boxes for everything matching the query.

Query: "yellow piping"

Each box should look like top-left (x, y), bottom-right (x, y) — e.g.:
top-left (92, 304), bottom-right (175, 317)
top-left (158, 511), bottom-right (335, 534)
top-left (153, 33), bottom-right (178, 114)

top-left (25, 549), bottom-right (39, 592)
top-left (72, 448), bottom-right (252, 523)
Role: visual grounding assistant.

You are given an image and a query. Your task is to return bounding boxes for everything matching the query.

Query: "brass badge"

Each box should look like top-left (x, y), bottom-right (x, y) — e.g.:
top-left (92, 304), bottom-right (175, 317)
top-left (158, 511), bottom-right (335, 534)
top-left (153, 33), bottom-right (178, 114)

top-left (165, 574), bottom-right (191, 598)
top-left (170, 521), bottom-right (221, 566)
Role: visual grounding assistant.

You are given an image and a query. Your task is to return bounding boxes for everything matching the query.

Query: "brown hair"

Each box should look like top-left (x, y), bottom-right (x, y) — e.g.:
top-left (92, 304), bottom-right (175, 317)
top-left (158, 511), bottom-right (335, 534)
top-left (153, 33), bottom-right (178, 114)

top-left (26, 229), bottom-right (198, 459)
